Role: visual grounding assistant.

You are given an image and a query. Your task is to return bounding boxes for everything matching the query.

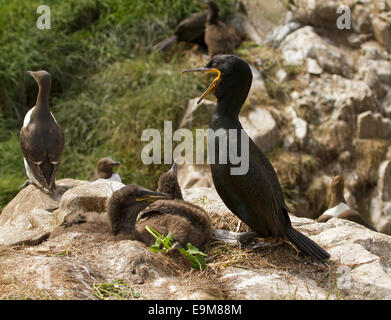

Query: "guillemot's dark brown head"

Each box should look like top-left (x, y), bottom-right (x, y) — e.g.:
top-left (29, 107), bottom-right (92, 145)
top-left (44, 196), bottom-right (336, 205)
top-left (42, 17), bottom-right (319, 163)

top-left (27, 70), bottom-right (52, 106)
top-left (27, 70), bottom-right (51, 90)
top-left (97, 157), bottom-right (120, 179)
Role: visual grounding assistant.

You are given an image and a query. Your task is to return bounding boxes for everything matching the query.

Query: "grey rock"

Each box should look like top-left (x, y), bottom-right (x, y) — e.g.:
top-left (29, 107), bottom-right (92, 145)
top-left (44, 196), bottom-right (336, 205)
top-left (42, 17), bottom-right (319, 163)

top-left (0, 179), bottom-right (124, 246)
top-left (306, 58), bottom-right (323, 75)
top-left (372, 12), bottom-right (391, 52)
top-left (177, 164), bottom-right (213, 189)
top-left (239, 108), bottom-right (282, 152)
top-left (266, 21), bottom-right (301, 48)
top-left (280, 26), bottom-right (353, 78)
top-left (361, 41), bottom-right (390, 60)
top-left (357, 111), bottom-right (391, 139)
top-left (179, 98), bottom-right (215, 129)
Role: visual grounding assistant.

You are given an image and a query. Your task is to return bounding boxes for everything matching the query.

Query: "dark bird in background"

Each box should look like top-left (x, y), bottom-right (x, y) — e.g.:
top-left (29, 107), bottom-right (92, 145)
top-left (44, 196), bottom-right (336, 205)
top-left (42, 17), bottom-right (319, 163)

top-left (317, 175), bottom-right (377, 231)
top-left (183, 55), bottom-right (330, 261)
top-left (89, 157), bottom-right (121, 182)
top-left (153, 11), bottom-right (207, 51)
top-left (204, 0), bottom-right (242, 57)
top-left (19, 70), bottom-right (64, 192)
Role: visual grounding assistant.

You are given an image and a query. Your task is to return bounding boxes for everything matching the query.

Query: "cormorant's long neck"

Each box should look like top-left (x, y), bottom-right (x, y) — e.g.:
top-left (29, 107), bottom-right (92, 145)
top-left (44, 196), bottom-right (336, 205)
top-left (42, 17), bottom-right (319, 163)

top-left (212, 90), bottom-right (247, 127)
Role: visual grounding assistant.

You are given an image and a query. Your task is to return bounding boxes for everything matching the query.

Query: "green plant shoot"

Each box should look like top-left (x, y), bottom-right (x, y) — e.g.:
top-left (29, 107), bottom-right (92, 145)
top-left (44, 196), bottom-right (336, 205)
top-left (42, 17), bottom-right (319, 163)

top-left (146, 225), bottom-right (207, 271)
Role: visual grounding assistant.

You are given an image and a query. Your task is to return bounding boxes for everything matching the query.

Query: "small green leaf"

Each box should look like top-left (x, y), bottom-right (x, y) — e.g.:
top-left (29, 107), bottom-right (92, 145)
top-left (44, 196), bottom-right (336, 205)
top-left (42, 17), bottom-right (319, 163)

top-left (56, 250), bottom-right (67, 257)
top-left (178, 245), bottom-right (207, 271)
top-left (146, 226), bottom-right (207, 271)
top-left (163, 233), bottom-right (173, 248)
top-left (149, 240), bottom-right (161, 253)
top-left (186, 243), bottom-right (207, 256)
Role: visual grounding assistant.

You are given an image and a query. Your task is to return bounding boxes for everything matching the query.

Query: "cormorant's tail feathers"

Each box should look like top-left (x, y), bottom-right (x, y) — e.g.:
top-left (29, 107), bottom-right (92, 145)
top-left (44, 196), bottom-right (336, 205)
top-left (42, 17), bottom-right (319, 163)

top-left (153, 35), bottom-right (177, 51)
top-left (287, 227), bottom-right (330, 261)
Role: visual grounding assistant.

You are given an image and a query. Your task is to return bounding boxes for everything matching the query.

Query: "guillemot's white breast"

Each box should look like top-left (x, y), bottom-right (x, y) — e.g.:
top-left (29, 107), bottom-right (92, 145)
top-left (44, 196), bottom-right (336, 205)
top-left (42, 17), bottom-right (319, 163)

top-left (109, 173), bottom-right (122, 183)
top-left (321, 202), bottom-right (351, 218)
top-left (23, 106), bottom-right (57, 128)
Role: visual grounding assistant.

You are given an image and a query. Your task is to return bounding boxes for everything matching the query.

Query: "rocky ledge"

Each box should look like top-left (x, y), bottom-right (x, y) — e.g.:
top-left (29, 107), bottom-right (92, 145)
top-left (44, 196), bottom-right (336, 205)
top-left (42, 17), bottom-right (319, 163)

top-left (0, 180), bottom-right (390, 300)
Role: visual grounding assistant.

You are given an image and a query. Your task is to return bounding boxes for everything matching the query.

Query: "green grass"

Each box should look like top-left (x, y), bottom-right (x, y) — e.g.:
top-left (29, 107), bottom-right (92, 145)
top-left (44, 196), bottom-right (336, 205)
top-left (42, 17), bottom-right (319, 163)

top-left (54, 53), bottom-right (208, 184)
top-left (93, 279), bottom-right (141, 300)
top-left (0, 0), bottom-right (237, 210)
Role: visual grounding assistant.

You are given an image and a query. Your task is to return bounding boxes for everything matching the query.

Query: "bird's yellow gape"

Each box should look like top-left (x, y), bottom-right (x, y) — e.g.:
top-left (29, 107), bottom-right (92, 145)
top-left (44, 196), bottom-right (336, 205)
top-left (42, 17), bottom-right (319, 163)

top-left (136, 194), bottom-right (171, 202)
top-left (182, 68), bottom-right (221, 104)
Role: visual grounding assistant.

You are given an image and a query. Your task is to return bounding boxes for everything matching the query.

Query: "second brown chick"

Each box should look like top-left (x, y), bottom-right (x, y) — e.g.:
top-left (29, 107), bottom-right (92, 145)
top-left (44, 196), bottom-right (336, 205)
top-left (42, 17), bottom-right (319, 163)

top-left (135, 160), bottom-right (213, 248)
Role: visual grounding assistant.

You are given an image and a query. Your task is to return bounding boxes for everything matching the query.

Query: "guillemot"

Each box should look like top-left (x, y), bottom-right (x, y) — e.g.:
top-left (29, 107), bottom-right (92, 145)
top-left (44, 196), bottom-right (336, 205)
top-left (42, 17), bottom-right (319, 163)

top-left (89, 157), bottom-right (121, 182)
top-left (317, 175), bottom-right (377, 231)
top-left (20, 70), bottom-right (64, 192)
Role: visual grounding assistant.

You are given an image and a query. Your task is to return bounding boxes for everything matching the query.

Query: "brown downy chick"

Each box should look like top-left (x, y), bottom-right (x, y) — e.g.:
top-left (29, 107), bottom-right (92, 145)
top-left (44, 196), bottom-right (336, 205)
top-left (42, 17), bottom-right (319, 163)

top-left (49, 211), bottom-right (112, 240)
top-left (135, 160), bottom-right (213, 248)
top-left (107, 184), bottom-right (172, 239)
top-left (89, 157), bottom-right (121, 182)
top-left (317, 175), bottom-right (377, 231)
top-left (50, 184), bottom-right (170, 240)
top-left (204, 0), bottom-right (241, 58)
top-left (156, 159), bottom-right (183, 199)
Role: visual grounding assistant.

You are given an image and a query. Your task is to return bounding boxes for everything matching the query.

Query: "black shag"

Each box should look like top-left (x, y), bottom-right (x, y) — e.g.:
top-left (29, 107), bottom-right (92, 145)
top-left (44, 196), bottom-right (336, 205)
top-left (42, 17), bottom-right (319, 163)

top-left (183, 55), bottom-right (330, 261)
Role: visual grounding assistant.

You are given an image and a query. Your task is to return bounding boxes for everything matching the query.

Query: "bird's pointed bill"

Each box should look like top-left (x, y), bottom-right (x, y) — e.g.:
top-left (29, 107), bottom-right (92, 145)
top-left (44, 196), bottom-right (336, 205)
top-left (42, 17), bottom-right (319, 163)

top-left (136, 191), bottom-right (172, 202)
top-left (182, 67), bottom-right (221, 104)
top-left (170, 158), bottom-right (178, 174)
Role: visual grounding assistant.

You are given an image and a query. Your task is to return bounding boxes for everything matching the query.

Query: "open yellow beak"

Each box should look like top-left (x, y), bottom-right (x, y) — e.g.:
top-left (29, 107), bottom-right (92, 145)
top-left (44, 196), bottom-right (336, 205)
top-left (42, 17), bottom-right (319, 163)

top-left (136, 194), bottom-right (172, 203)
top-left (335, 174), bottom-right (343, 182)
top-left (182, 68), bottom-right (221, 104)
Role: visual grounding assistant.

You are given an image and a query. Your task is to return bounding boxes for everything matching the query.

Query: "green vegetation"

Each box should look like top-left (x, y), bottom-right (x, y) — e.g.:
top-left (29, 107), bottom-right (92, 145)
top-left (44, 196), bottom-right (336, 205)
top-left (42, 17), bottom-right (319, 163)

top-left (0, 0), bottom-right (237, 209)
top-left (93, 279), bottom-right (141, 300)
top-left (146, 225), bottom-right (207, 271)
